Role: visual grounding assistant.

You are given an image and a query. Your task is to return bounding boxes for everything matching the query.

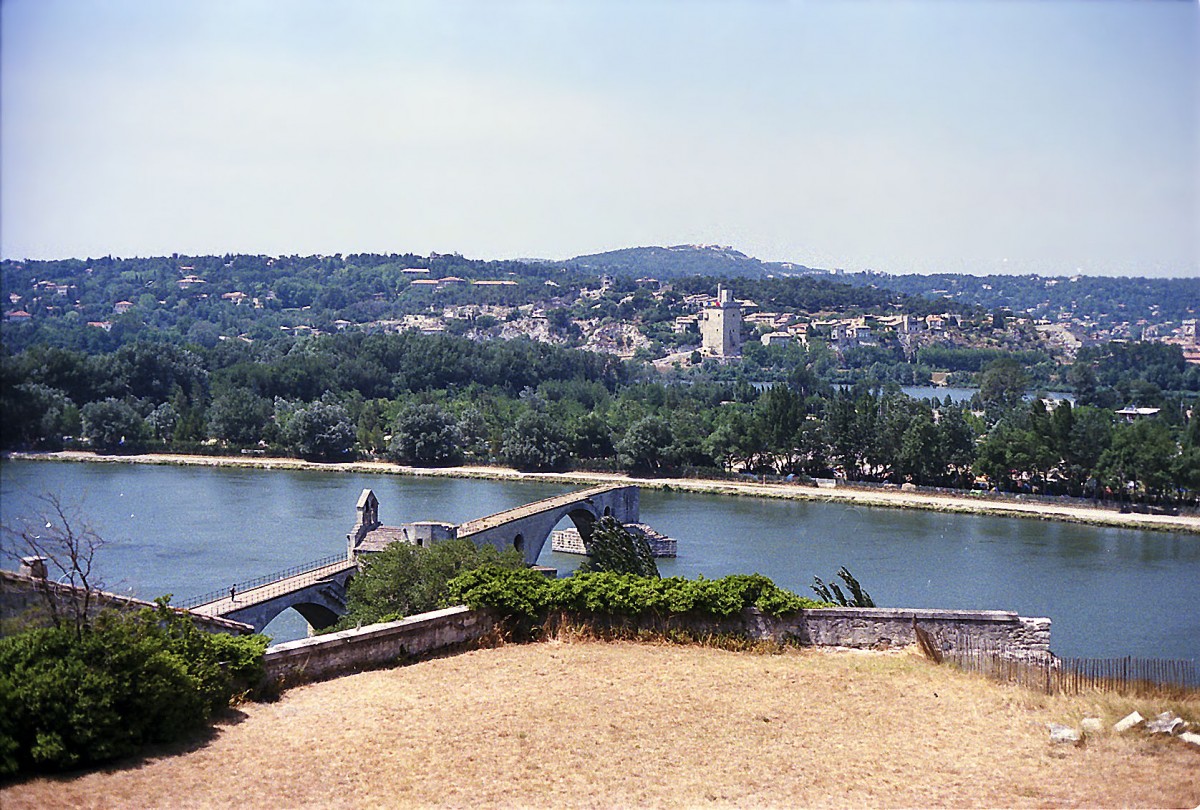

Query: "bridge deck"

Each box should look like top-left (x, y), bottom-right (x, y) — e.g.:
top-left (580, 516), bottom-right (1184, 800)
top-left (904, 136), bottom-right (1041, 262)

top-left (190, 558), bottom-right (357, 617)
top-left (456, 485), bottom-right (623, 536)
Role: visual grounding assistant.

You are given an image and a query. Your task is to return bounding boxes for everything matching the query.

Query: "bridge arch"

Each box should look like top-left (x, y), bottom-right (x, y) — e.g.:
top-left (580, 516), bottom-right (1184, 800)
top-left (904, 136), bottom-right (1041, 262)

top-left (221, 580), bottom-right (351, 633)
top-left (457, 486), bottom-right (639, 565)
top-left (260, 601), bottom-right (344, 636)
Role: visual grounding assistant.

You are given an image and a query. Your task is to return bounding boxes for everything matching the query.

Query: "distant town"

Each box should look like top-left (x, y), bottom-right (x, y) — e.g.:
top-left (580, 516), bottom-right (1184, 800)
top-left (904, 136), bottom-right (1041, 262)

top-left (4, 245), bottom-right (1197, 373)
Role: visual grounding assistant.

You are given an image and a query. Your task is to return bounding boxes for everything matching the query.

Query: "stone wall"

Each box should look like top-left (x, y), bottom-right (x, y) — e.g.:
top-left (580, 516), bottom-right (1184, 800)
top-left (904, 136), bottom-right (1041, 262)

top-left (262, 605), bottom-right (495, 687)
top-left (0, 569), bottom-right (254, 636)
top-left (259, 603), bottom-right (1052, 690)
top-left (551, 606), bottom-right (1051, 661)
top-left (747, 607), bottom-right (1052, 661)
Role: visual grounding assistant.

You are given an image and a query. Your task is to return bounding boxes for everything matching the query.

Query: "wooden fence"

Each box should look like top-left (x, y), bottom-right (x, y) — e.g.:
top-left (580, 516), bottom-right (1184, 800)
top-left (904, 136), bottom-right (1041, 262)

top-left (947, 650), bottom-right (1200, 698)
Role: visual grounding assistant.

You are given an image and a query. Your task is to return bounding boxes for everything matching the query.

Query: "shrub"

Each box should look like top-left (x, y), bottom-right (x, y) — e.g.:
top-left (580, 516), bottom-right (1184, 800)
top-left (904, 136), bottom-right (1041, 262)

top-left (811, 567), bottom-right (876, 608)
top-left (447, 565), bottom-right (554, 637)
top-left (446, 568), bottom-right (828, 639)
top-left (0, 602), bottom-right (267, 777)
top-left (331, 540), bottom-right (525, 631)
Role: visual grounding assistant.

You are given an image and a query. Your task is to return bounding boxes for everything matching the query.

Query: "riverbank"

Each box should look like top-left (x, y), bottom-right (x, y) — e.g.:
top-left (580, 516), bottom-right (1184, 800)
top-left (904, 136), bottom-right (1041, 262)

top-left (7, 450), bottom-right (1199, 535)
top-left (3, 641), bottom-right (1198, 808)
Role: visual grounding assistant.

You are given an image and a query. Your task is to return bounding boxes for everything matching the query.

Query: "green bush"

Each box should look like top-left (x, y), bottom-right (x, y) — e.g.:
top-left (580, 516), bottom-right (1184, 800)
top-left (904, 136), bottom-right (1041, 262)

top-left (330, 539), bottom-right (525, 631)
top-left (0, 602), bottom-right (268, 777)
top-left (447, 567), bottom-right (828, 638)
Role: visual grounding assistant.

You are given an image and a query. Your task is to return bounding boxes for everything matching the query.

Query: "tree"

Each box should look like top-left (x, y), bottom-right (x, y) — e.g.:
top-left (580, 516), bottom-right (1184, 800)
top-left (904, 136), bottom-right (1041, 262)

top-left (388, 403), bottom-right (463, 466)
top-left (977, 357), bottom-right (1028, 414)
top-left (334, 539), bottom-right (523, 629)
top-left (0, 383), bottom-right (79, 450)
top-left (501, 411), bottom-right (570, 471)
top-left (569, 412), bottom-right (615, 460)
top-left (1, 494), bottom-right (105, 638)
top-left (824, 392), bottom-right (872, 480)
top-left (80, 398), bottom-right (147, 452)
top-left (895, 408), bottom-right (942, 484)
top-left (755, 385), bottom-right (806, 473)
top-left (616, 415), bottom-right (673, 474)
top-left (146, 402), bottom-right (178, 442)
top-left (1099, 419), bottom-right (1178, 500)
top-left (207, 388), bottom-right (272, 446)
top-left (577, 516), bottom-right (659, 578)
top-left (1067, 362), bottom-right (1100, 406)
top-left (936, 406), bottom-right (978, 485)
top-left (282, 400), bottom-right (356, 460)
top-left (106, 341), bottom-right (208, 406)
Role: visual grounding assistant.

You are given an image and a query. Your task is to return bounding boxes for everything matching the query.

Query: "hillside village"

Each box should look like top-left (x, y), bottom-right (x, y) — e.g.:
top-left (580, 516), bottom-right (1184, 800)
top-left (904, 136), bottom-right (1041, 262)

top-left (5, 250), bottom-right (1198, 377)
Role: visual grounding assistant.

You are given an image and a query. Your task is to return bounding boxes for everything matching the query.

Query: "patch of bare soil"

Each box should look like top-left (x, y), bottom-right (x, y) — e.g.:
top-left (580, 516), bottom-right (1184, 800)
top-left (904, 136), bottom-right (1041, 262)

top-left (4, 642), bottom-right (1198, 808)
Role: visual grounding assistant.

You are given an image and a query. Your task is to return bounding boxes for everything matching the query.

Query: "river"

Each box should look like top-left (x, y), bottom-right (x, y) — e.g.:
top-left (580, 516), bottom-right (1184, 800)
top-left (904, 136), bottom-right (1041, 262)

top-left (1, 458), bottom-right (1195, 661)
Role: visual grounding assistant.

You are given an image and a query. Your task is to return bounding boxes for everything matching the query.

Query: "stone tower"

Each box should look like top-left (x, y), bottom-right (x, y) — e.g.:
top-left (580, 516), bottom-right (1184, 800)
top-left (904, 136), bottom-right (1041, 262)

top-left (699, 285), bottom-right (742, 358)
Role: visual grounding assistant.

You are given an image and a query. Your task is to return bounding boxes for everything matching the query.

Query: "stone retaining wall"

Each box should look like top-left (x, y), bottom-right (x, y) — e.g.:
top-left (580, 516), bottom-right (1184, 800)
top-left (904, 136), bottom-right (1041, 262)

top-left (747, 607), bottom-right (1052, 660)
top-left (261, 603), bottom-right (1051, 689)
top-left (561, 606), bottom-right (1052, 661)
top-left (262, 605), bottom-right (494, 686)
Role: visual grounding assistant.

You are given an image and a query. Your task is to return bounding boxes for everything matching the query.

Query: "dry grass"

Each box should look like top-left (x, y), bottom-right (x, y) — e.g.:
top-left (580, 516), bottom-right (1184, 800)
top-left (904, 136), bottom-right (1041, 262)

top-left (4, 641), bottom-right (1199, 809)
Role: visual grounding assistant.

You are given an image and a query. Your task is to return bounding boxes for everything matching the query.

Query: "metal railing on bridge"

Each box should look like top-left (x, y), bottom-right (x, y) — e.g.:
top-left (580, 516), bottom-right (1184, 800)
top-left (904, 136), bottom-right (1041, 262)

top-left (177, 552), bottom-right (353, 609)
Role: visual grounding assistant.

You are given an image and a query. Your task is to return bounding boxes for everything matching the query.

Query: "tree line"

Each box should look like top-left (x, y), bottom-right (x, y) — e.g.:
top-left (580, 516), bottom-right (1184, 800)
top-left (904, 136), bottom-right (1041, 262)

top-left (2, 330), bottom-right (1197, 504)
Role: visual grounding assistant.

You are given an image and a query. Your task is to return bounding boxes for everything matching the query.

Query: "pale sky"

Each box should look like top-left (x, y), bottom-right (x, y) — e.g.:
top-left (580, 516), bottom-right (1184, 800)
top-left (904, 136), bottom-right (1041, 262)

top-left (2, 0), bottom-right (1197, 276)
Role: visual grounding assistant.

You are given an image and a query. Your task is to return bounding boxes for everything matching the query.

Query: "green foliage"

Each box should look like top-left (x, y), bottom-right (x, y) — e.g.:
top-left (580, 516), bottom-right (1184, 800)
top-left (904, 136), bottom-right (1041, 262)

top-left (207, 388), bottom-right (271, 445)
top-left (80, 397), bottom-right (147, 451)
top-left (281, 399), bottom-right (356, 460)
top-left (0, 602), bottom-right (267, 776)
top-left (446, 565), bottom-right (554, 635)
top-left (977, 357), bottom-right (1029, 413)
top-left (1099, 418), bottom-right (1179, 498)
top-left (333, 540), bottom-right (524, 630)
top-left (578, 516), bottom-right (659, 578)
top-left (388, 403), bottom-right (463, 466)
top-left (446, 567), bottom-right (827, 638)
top-left (811, 567), bottom-right (876, 608)
top-left (501, 410), bottom-right (570, 471)
top-left (616, 415), bottom-right (673, 473)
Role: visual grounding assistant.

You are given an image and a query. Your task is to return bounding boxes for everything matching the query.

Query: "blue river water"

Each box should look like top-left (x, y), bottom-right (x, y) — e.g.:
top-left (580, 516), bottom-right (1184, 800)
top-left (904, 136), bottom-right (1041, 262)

top-left (1, 459), bottom-right (1195, 661)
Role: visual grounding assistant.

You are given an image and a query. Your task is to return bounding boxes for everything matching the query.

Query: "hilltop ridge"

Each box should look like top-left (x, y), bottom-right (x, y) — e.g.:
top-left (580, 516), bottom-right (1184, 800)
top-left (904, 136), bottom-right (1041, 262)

top-left (567, 244), bottom-right (825, 279)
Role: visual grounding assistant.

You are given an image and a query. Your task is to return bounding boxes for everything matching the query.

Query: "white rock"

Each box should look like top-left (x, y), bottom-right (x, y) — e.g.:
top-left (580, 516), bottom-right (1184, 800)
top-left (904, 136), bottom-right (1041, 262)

top-left (1047, 723), bottom-right (1081, 744)
top-left (1145, 712), bottom-right (1186, 735)
top-left (1081, 717), bottom-right (1103, 734)
top-left (1177, 731), bottom-right (1200, 747)
top-left (1113, 711), bottom-right (1144, 733)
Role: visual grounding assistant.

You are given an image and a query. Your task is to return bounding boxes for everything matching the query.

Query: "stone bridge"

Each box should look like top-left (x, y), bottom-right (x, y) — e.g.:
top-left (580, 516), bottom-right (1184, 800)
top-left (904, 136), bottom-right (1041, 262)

top-left (184, 557), bottom-right (357, 633)
top-left (455, 485), bottom-right (640, 564)
top-left (188, 485), bottom-right (640, 633)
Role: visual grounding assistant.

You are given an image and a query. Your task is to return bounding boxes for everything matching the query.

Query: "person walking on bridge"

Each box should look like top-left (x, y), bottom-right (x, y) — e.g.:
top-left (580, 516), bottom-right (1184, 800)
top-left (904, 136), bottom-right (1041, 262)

top-left (229, 584), bottom-right (237, 603)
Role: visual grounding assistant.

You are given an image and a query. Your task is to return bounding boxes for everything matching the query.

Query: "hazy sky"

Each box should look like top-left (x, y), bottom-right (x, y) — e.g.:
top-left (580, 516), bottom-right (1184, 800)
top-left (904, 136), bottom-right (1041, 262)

top-left (2, 1), bottom-right (1197, 276)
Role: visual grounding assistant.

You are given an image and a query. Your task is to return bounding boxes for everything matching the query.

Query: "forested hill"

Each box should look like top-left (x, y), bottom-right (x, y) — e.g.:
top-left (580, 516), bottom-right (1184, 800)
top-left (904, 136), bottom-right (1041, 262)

top-left (567, 245), bottom-right (822, 279)
top-left (0, 252), bottom-right (921, 356)
top-left (841, 272), bottom-right (1200, 324)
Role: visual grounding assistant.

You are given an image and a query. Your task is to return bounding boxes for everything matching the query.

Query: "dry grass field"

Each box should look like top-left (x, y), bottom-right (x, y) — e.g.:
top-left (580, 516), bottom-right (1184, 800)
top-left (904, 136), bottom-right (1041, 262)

top-left (4, 640), bottom-right (1199, 809)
